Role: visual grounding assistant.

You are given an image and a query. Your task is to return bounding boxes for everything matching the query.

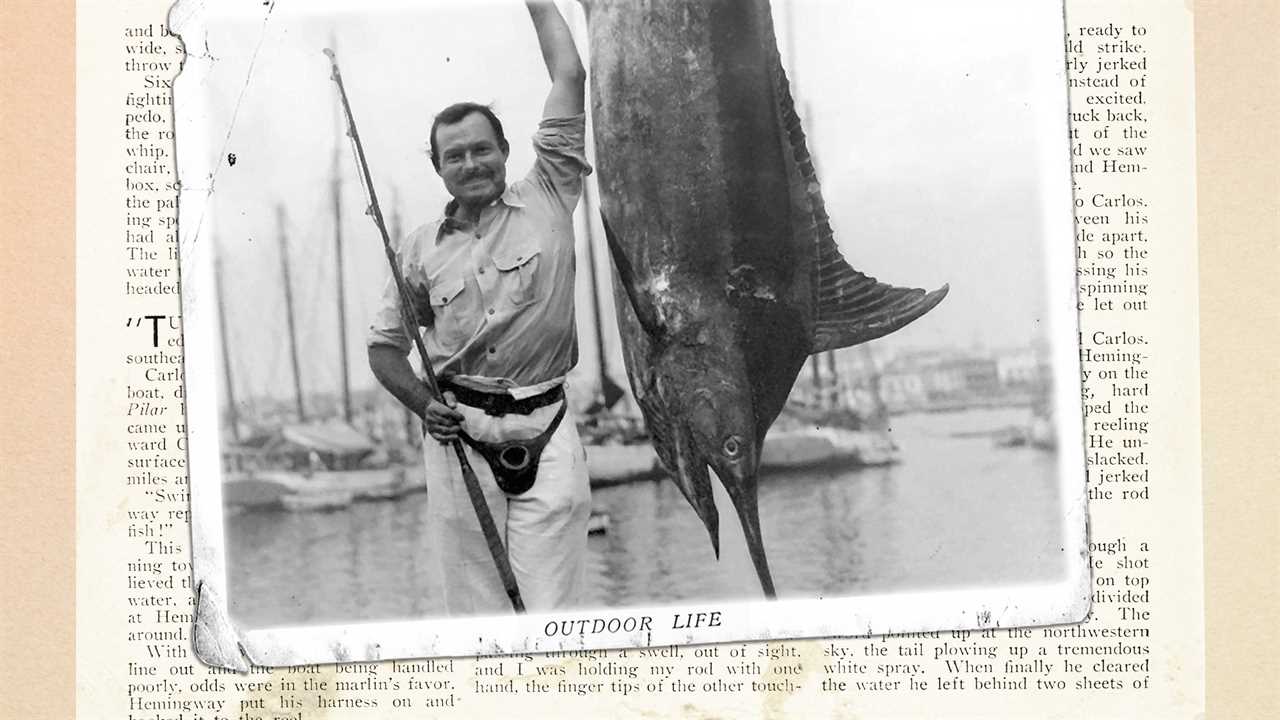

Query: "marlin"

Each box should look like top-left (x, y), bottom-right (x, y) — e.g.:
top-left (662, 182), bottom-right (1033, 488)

top-left (581, 0), bottom-right (948, 597)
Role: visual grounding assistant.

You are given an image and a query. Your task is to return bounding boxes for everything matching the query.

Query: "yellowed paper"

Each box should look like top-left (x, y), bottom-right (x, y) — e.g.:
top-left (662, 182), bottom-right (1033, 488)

top-left (72, 0), bottom-right (1205, 717)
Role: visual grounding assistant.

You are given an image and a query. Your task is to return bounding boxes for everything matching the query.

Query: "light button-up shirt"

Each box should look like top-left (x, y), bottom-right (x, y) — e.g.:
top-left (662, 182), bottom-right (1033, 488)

top-left (367, 115), bottom-right (592, 394)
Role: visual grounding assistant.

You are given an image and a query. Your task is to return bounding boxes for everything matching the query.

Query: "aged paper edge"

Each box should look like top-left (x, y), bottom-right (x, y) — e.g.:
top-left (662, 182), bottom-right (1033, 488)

top-left (1194, 0), bottom-right (1280, 716)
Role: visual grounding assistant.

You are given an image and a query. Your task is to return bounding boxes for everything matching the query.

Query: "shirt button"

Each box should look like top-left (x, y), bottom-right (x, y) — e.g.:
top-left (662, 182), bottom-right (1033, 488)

top-left (488, 308), bottom-right (495, 316)
top-left (488, 347), bottom-right (496, 354)
top-left (474, 232), bottom-right (481, 239)
top-left (478, 267), bottom-right (485, 275)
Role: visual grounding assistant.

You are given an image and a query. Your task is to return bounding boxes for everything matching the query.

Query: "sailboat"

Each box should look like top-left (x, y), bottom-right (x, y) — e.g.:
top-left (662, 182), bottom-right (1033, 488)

top-left (763, 346), bottom-right (901, 471)
top-left (220, 64), bottom-right (425, 511)
top-left (217, 204), bottom-right (426, 511)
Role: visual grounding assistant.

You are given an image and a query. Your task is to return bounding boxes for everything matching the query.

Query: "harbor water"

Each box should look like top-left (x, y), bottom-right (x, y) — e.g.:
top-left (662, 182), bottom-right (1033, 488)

top-left (226, 407), bottom-right (1067, 628)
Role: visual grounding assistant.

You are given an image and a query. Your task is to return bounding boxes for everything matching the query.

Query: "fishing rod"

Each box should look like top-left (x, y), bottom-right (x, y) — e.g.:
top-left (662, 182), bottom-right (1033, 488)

top-left (323, 48), bottom-right (525, 613)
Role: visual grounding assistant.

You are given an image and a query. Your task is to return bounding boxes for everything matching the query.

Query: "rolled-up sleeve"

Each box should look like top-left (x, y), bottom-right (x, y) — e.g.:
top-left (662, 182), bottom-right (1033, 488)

top-left (530, 114), bottom-right (593, 211)
top-left (367, 229), bottom-right (433, 353)
top-left (367, 273), bottom-right (412, 353)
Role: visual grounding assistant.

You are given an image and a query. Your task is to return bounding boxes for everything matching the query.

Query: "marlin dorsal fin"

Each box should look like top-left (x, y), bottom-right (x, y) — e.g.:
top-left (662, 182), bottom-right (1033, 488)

top-left (766, 24), bottom-right (948, 355)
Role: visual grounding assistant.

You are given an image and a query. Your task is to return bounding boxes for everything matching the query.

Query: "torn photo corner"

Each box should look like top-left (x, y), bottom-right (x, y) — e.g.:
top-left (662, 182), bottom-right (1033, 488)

top-left (171, 0), bottom-right (1090, 668)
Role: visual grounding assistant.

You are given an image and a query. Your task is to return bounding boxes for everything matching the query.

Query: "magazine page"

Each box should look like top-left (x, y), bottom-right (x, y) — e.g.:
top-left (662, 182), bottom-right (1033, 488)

top-left (68, 0), bottom-right (1206, 717)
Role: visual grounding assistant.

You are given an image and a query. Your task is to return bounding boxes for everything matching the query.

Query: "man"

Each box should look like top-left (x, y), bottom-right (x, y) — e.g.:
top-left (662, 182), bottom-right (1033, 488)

top-left (367, 0), bottom-right (591, 615)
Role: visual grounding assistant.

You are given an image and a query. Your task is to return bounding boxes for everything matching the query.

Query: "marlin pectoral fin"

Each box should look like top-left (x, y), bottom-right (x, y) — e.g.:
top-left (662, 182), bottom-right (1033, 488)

top-left (600, 214), bottom-right (663, 335)
top-left (671, 427), bottom-right (720, 558)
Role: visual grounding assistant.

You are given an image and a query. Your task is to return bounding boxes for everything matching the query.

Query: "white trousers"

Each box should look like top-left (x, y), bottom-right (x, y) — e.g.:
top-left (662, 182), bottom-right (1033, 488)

top-left (421, 401), bottom-right (591, 616)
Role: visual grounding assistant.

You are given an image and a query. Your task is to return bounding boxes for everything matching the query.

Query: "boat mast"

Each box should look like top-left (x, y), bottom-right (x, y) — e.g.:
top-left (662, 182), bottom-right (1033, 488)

top-left (277, 204), bottom-right (307, 422)
top-left (825, 349), bottom-right (839, 411)
top-left (860, 344), bottom-right (890, 428)
top-left (214, 243), bottom-right (241, 442)
top-left (330, 35), bottom-right (353, 424)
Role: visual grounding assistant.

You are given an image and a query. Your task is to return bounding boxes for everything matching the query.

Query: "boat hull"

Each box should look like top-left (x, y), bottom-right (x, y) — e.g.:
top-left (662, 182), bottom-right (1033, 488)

top-left (583, 425), bottom-right (898, 487)
top-left (223, 465), bottom-right (425, 511)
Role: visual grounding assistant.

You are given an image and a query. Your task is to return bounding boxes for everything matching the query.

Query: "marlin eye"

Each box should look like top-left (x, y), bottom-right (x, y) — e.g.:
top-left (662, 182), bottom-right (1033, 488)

top-left (722, 436), bottom-right (742, 458)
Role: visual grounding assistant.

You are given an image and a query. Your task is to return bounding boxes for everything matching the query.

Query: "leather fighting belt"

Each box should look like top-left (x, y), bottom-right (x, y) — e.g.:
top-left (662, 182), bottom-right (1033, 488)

top-left (442, 380), bottom-right (567, 496)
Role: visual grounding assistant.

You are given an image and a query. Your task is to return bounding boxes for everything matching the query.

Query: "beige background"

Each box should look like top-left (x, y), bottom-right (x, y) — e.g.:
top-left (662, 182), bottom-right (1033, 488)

top-left (0, 0), bottom-right (1276, 717)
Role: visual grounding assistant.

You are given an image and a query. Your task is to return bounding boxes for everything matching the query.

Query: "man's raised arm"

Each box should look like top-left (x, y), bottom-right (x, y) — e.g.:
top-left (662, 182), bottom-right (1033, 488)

top-left (526, 0), bottom-right (585, 118)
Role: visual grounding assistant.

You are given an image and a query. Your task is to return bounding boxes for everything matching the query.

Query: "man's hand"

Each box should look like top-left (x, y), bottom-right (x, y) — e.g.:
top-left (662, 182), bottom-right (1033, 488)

top-left (424, 391), bottom-right (464, 443)
top-left (370, 344), bottom-right (441, 440)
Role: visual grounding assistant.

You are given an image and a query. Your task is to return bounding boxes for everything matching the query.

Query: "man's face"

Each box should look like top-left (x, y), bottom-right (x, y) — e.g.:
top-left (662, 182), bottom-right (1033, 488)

top-left (434, 112), bottom-right (509, 209)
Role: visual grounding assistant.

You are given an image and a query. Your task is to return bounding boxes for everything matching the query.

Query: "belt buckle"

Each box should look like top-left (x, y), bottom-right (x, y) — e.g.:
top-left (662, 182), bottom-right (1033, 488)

top-left (484, 390), bottom-right (515, 417)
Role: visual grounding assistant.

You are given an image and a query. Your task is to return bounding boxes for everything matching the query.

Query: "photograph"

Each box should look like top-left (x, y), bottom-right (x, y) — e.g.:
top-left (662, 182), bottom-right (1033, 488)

top-left (173, 0), bottom-right (1090, 666)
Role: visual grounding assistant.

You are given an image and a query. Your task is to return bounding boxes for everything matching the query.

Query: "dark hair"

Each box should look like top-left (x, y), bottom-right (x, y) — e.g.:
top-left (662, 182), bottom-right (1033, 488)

top-left (428, 102), bottom-right (509, 171)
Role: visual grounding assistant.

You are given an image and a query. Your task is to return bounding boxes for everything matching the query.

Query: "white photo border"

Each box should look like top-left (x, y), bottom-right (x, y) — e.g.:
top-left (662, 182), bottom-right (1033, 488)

top-left (172, 0), bottom-right (1090, 669)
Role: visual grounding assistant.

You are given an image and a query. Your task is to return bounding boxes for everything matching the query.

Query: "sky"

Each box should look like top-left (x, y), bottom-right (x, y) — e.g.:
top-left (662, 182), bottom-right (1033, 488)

top-left (178, 0), bottom-right (1073, 408)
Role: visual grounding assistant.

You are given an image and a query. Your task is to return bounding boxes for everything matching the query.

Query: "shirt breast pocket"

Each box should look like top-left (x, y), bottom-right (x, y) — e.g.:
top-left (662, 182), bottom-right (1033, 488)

top-left (428, 276), bottom-right (472, 353)
top-left (493, 245), bottom-right (541, 309)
